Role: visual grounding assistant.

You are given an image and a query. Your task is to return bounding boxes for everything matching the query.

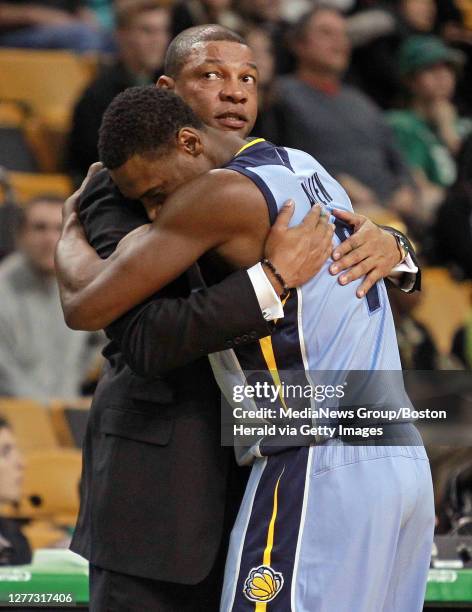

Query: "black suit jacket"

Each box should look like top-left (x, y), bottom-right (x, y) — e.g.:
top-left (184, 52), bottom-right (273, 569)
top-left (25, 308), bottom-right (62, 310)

top-left (70, 170), bottom-right (421, 583)
top-left (70, 170), bottom-right (272, 583)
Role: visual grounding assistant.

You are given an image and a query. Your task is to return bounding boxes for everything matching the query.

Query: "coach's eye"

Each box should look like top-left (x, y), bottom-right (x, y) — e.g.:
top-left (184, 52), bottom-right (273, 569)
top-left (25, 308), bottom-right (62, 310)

top-left (242, 75), bottom-right (256, 84)
top-left (204, 71), bottom-right (220, 80)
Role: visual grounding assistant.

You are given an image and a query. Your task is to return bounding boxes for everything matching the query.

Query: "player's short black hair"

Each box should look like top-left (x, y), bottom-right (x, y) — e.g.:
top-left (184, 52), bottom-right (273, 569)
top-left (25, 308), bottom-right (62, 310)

top-left (98, 86), bottom-right (204, 170)
top-left (164, 24), bottom-right (247, 79)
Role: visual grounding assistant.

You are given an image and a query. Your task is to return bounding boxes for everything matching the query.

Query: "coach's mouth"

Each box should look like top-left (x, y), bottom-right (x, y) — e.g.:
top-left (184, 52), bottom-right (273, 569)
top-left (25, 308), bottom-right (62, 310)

top-left (215, 111), bottom-right (248, 130)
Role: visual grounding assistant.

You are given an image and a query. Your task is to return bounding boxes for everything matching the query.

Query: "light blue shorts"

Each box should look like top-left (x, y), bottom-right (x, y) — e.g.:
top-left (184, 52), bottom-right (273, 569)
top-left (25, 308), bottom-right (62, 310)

top-left (221, 424), bottom-right (435, 612)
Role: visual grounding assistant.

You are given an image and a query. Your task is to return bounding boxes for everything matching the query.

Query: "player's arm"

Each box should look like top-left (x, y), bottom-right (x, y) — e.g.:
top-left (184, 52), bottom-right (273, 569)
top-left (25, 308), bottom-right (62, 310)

top-left (59, 170), bottom-right (268, 331)
top-left (56, 165), bottom-right (333, 373)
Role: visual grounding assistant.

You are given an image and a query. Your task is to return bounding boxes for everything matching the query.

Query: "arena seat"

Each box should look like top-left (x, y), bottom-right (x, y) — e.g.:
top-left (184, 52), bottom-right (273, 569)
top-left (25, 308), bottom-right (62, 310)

top-left (0, 100), bottom-right (56, 172)
top-left (49, 399), bottom-right (91, 448)
top-left (0, 171), bottom-right (72, 205)
top-left (413, 267), bottom-right (472, 354)
top-left (22, 519), bottom-right (69, 550)
top-left (16, 449), bottom-right (82, 525)
top-left (0, 398), bottom-right (58, 453)
top-left (0, 49), bottom-right (97, 132)
top-left (0, 101), bottom-right (39, 172)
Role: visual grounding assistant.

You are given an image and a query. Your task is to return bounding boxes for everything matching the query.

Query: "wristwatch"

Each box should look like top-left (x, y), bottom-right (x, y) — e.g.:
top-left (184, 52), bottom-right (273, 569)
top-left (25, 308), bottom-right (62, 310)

top-left (393, 232), bottom-right (409, 264)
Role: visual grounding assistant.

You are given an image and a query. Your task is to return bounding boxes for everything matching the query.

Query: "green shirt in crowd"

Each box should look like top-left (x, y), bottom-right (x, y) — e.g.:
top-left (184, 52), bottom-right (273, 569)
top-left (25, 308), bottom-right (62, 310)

top-left (387, 110), bottom-right (472, 188)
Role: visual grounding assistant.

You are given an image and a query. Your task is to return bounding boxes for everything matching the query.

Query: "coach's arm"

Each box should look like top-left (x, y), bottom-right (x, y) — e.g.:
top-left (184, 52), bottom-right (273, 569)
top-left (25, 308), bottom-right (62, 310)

top-left (56, 168), bottom-right (420, 375)
top-left (106, 274), bottom-right (268, 376)
top-left (56, 167), bottom-right (333, 375)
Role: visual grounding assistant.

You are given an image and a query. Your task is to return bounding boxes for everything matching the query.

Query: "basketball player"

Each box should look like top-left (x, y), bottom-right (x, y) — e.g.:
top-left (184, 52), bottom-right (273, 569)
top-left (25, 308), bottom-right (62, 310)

top-left (58, 87), bottom-right (435, 612)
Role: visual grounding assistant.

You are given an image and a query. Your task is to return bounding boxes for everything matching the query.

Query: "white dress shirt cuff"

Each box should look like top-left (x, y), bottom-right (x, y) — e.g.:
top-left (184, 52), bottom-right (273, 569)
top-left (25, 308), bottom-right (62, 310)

top-left (247, 263), bottom-right (284, 321)
top-left (388, 253), bottom-right (418, 292)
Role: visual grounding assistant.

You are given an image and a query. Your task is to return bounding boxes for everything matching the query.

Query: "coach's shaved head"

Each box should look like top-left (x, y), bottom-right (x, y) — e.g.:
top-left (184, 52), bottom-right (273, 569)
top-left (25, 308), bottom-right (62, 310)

top-left (164, 24), bottom-right (247, 78)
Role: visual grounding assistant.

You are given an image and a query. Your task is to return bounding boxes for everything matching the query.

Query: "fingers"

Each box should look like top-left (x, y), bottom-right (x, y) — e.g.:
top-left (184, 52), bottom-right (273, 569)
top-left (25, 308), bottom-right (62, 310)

top-left (272, 199), bottom-right (295, 230)
top-left (87, 161), bottom-right (103, 177)
top-left (65, 210), bottom-right (81, 227)
top-left (62, 191), bottom-right (80, 222)
top-left (336, 256), bottom-right (374, 286)
top-left (63, 163), bottom-right (103, 223)
top-left (316, 219), bottom-right (335, 254)
top-left (300, 203), bottom-right (322, 228)
top-left (332, 208), bottom-right (363, 226)
top-left (78, 162), bottom-right (103, 196)
top-left (330, 242), bottom-right (369, 274)
top-left (332, 230), bottom-right (363, 261)
top-left (355, 269), bottom-right (382, 298)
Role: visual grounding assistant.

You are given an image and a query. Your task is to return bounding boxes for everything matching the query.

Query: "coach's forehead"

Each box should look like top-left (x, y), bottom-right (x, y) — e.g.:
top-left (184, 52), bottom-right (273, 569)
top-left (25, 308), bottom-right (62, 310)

top-left (185, 40), bottom-right (256, 69)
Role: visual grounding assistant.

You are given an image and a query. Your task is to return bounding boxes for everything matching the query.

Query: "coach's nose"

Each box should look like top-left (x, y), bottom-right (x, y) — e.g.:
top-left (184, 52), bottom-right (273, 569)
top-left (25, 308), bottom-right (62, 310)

top-left (219, 83), bottom-right (247, 104)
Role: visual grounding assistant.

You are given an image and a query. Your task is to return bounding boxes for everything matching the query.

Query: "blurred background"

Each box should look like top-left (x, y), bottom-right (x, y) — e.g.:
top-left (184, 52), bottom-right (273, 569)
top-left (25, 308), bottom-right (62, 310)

top-left (0, 0), bottom-right (471, 606)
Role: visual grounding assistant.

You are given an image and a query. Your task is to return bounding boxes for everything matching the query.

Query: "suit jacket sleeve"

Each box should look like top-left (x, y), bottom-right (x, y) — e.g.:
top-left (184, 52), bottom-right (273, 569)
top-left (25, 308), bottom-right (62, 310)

top-left (79, 170), bottom-right (273, 376)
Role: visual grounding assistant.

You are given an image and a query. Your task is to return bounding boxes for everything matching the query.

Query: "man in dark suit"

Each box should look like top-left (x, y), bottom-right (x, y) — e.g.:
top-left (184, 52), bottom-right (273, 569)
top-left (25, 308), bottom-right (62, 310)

top-left (56, 25), bottom-right (420, 612)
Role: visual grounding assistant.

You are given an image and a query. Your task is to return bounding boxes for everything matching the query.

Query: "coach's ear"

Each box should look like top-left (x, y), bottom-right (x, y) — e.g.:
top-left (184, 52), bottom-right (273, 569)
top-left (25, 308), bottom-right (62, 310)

top-left (156, 75), bottom-right (175, 90)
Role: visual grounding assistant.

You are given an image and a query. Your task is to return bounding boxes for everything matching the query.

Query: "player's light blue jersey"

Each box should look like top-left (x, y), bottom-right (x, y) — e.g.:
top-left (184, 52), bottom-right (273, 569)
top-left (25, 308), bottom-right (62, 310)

top-left (209, 139), bottom-right (406, 463)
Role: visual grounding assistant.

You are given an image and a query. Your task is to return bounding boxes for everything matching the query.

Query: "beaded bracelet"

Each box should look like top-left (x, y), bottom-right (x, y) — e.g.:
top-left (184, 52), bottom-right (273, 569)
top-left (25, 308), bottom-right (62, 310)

top-left (261, 258), bottom-right (290, 300)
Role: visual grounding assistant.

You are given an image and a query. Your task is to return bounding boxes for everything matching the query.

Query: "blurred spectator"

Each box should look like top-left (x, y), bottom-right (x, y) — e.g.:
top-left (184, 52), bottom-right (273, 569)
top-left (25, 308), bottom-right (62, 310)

top-left (0, 416), bottom-right (31, 566)
top-left (0, 196), bottom-right (103, 400)
top-left (400, 0), bottom-right (436, 34)
top-left (273, 5), bottom-right (416, 220)
top-left (278, 0), bottom-right (311, 23)
top-left (235, 0), bottom-right (293, 73)
top-left (246, 27), bottom-right (279, 141)
top-left (436, 0), bottom-right (472, 114)
top-left (452, 294), bottom-right (472, 369)
top-left (435, 0), bottom-right (472, 45)
top-left (172, 0), bottom-right (242, 38)
top-left (85, 0), bottom-right (114, 31)
top-left (389, 288), bottom-right (442, 369)
top-left (67, 0), bottom-right (171, 181)
top-left (0, 167), bottom-right (23, 261)
top-left (347, 0), bottom-right (471, 109)
top-left (433, 133), bottom-right (472, 279)
top-left (348, 0), bottom-right (437, 109)
top-left (387, 36), bottom-right (471, 225)
top-left (0, 0), bottom-right (111, 53)
top-left (456, 0), bottom-right (472, 31)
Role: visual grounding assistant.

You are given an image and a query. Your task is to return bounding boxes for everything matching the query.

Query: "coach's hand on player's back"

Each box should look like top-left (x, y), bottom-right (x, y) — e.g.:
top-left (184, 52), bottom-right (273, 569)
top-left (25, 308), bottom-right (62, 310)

top-left (62, 162), bottom-right (103, 224)
top-left (264, 201), bottom-right (334, 290)
top-left (330, 209), bottom-right (403, 298)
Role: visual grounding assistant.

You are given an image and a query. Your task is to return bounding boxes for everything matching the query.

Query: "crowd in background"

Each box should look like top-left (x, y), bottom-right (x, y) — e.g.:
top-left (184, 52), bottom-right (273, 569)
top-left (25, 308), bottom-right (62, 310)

top-left (0, 0), bottom-right (471, 548)
top-left (0, 0), bottom-right (470, 391)
top-left (2, 0), bottom-right (470, 269)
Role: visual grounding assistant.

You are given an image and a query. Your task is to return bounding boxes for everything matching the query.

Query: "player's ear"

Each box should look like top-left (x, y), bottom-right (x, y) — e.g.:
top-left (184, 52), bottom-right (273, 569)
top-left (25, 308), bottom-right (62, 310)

top-left (176, 128), bottom-right (203, 157)
top-left (157, 75), bottom-right (175, 90)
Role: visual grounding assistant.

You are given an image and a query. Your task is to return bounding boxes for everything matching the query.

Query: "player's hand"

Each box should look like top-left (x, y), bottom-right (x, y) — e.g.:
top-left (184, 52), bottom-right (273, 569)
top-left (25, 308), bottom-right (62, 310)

top-left (329, 208), bottom-right (402, 298)
top-left (62, 162), bottom-right (103, 224)
top-left (264, 200), bottom-right (334, 291)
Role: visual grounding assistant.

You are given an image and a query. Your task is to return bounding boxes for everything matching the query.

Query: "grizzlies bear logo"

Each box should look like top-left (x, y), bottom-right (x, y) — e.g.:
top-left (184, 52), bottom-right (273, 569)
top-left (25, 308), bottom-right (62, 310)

top-left (243, 565), bottom-right (284, 603)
